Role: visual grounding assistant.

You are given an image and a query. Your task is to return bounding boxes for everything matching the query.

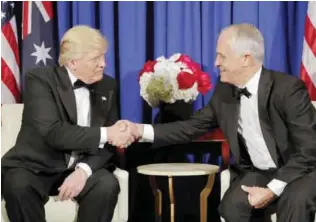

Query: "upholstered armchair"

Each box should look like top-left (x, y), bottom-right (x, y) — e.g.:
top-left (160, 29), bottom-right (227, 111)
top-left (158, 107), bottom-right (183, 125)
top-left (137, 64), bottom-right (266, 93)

top-left (1, 104), bottom-right (129, 222)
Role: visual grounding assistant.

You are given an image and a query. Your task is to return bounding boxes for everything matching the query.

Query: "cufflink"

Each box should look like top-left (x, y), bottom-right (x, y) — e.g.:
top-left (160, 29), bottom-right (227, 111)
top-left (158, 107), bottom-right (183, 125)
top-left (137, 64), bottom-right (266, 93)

top-left (101, 96), bottom-right (107, 101)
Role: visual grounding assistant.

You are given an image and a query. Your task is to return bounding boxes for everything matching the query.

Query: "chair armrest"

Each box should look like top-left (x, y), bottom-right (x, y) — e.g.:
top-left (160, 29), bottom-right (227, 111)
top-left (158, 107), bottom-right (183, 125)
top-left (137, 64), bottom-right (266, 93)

top-left (220, 169), bottom-right (230, 200)
top-left (113, 168), bottom-right (129, 222)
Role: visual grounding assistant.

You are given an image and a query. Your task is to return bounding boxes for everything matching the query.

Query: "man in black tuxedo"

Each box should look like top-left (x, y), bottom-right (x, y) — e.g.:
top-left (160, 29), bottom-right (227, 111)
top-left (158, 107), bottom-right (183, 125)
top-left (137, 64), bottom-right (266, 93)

top-left (2, 25), bottom-right (136, 222)
top-left (117, 24), bottom-right (316, 221)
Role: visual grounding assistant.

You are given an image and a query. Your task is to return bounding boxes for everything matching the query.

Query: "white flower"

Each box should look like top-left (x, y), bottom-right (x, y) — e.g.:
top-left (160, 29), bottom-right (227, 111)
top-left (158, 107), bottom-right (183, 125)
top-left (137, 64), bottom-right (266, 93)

top-left (156, 56), bottom-right (166, 62)
top-left (168, 53), bottom-right (181, 62)
top-left (139, 53), bottom-right (207, 108)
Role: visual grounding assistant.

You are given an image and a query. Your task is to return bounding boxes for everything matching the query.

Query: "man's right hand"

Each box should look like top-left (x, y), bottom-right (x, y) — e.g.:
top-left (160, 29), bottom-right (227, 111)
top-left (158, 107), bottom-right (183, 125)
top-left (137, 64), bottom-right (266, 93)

top-left (107, 120), bottom-right (143, 148)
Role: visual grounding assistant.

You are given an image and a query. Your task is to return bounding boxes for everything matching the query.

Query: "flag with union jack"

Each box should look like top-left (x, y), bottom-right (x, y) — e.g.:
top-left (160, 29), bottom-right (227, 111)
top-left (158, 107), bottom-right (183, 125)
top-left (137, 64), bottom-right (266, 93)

top-left (1, 1), bottom-right (20, 104)
top-left (22, 1), bottom-right (56, 77)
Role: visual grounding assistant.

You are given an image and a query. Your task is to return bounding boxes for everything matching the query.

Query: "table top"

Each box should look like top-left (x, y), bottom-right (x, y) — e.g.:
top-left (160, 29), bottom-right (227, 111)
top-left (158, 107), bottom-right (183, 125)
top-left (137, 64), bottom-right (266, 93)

top-left (137, 163), bottom-right (219, 176)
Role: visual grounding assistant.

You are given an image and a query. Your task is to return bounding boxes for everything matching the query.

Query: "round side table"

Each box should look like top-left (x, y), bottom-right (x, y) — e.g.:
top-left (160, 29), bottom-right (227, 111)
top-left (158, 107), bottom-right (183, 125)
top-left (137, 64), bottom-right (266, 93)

top-left (137, 163), bottom-right (219, 222)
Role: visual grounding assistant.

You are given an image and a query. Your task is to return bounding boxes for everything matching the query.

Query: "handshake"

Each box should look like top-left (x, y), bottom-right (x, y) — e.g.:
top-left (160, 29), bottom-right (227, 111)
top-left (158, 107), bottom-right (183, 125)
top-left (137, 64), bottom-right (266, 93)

top-left (107, 120), bottom-right (144, 148)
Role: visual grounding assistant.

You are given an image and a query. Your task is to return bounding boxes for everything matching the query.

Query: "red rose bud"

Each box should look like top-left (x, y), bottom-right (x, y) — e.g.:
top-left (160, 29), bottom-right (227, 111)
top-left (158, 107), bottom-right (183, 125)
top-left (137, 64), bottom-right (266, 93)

top-left (177, 71), bottom-right (196, 89)
top-left (138, 60), bottom-right (157, 81)
top-left (177, 55), bottom-right (201, 73)
top-left (176, 54), bottom-right (193, 64)
top-left (143, 60), bottom-right (157, 73)
top-left (197, 72), bottom-right (211, 94)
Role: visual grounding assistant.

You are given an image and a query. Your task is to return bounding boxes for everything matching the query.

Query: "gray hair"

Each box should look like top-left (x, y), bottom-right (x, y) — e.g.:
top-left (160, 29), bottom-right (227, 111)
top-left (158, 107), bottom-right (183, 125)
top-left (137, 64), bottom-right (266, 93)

top-left (222, 23), bottom-right (265, 63)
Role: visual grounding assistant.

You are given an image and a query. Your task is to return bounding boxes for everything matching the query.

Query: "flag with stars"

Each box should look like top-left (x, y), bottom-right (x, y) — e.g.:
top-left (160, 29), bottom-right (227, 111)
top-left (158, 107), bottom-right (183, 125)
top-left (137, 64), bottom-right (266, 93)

top-left (1, 1), bottom-right (21, 103)
top-left (22, 1), bottom-right (56, 75)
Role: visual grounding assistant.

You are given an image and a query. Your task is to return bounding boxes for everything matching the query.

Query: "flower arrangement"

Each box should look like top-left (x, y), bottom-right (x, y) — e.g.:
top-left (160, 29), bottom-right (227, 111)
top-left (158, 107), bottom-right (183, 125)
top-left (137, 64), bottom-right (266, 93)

top-left (138, 53), bottom-right (212, 108)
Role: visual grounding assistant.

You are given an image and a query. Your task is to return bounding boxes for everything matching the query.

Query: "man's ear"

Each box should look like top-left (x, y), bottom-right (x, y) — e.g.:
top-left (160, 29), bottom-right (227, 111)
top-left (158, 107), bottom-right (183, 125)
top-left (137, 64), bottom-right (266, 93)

top-left (242, 54), bottom-right (252, 67)
top-left (66, 59), bottom-right (76, 71)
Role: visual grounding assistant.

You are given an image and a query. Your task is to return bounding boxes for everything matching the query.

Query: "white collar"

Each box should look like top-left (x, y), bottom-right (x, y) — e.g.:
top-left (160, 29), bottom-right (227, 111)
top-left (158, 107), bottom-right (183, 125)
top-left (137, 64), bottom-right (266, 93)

top-left (239, 67), bottom-right (262, 96)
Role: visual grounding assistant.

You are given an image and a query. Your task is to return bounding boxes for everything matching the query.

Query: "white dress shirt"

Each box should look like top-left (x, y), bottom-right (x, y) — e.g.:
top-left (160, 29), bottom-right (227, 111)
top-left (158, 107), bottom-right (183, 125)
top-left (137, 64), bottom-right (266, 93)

top-left (141, 68), bottom-right (287, 196)
top-left (236, 68), bottom-right (287, 196)
top-left (66, 68), bottom-right (108, 178)
top-left (237, 68), bottom-right (276, 169)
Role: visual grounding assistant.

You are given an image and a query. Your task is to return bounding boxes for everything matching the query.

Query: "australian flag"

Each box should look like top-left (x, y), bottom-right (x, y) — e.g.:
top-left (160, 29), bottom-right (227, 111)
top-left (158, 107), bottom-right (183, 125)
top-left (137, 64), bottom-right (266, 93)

top-left (22, 1), bottom-right (57, 75)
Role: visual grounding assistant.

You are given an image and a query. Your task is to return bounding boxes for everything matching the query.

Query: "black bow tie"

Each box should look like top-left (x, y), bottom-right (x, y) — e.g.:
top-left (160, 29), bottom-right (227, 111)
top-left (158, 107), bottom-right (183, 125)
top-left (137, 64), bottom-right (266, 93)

top-left (73, 80), bottom-right (93, 91)
top-left (234, 87), bottom-right (251, 100)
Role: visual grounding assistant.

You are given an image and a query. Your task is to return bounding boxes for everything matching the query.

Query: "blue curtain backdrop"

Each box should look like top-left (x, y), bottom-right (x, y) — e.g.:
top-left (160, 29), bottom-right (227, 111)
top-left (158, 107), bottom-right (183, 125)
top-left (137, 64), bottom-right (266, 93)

top-left (9, 2), bottom-right (308, 221)
top-left (56, 1), bottom-right (308, 124)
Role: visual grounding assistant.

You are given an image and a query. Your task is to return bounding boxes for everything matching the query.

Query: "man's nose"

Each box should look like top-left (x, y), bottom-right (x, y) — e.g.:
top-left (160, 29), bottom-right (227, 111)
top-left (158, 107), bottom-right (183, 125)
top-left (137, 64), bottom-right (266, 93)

top-left (99, 59), bottom-right (106, 68)
top-left (214, 56), bottom-right (220, 67)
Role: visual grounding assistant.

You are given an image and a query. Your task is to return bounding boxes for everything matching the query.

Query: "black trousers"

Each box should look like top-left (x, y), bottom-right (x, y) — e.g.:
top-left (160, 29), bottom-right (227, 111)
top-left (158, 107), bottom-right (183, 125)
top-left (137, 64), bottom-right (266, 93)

top-left (218, 168), bottom-right (316, 222)
top-left (2, 167), bottom-right (120, 222)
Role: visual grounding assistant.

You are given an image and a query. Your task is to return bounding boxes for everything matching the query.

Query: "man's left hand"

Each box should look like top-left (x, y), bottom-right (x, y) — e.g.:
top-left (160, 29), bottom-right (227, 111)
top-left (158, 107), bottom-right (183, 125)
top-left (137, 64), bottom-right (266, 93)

top-left (58, 168), bottom-right (88, 201)
top-left (241, 185), bottom-right (276, 209)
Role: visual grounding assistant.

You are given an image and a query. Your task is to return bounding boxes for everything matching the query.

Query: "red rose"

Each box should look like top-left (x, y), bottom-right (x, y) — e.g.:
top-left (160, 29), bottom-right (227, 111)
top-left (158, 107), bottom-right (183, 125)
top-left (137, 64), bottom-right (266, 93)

top-left (138, 60), bottom-right (157, 81)
top-left (143, 60), bottom-right (157, 73)
top-left (186, 61), bottom-right (201, 73)
top-left (177, 71), bottom-right (196, 89)
top-left (176, 54), bottom-right (193, 64)
top-left (177, 54), bottom-right (201, 73)
top-left (196, 71), bottom-right (211, 94)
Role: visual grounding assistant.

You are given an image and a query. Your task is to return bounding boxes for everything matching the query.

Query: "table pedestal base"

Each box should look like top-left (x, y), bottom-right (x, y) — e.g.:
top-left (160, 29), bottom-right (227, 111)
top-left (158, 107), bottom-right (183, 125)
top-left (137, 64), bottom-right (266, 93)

top-left (149, 174), bottom-right (215, 222)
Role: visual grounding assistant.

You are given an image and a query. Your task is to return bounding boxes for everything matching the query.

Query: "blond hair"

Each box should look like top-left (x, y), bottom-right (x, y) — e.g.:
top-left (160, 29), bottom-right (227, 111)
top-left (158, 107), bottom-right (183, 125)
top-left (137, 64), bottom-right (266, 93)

top-left (58, 25), bottom-right (108, 66)
top-left (222, 23), bottom-right (265, 62)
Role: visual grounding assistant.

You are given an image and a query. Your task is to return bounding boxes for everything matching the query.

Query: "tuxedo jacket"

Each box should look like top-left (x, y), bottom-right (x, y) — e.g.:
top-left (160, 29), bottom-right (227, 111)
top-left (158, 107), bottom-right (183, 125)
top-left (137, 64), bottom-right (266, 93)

top-left (152, 67), bottom-right (316, 184)
top-left (2, 66), bottom-right (119, 174)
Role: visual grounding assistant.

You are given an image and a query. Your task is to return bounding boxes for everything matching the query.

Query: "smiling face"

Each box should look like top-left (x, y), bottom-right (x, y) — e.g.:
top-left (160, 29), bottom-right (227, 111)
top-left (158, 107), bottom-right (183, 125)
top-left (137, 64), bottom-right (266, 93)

top-left (214, 30), bottom-right (247, 85)
top-left (214, 24), bottom-right (264, 86)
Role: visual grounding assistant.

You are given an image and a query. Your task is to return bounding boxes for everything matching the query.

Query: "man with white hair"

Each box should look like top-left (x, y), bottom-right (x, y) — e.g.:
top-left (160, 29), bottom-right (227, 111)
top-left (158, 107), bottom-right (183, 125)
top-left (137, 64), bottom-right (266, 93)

top-left (116, 23), bottom-right (316, 221)
top-left (2, 25), bottom-right (136, 222)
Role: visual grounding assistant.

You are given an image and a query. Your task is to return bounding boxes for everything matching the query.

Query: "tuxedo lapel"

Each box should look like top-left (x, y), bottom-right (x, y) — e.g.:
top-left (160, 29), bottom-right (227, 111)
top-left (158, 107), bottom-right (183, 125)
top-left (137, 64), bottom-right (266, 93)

top-left (56, 66), bottom-right (77, 124)
top-left (55, 66), bottom-right (77, 164)
top-left (257, 68), bottom-right (279, 166)
top-left (90, 81), bottom-right (110, 127)
top-left (225, 102), bottom-right (241, 164)
top-left (220, 84), bottom-right (241, 163)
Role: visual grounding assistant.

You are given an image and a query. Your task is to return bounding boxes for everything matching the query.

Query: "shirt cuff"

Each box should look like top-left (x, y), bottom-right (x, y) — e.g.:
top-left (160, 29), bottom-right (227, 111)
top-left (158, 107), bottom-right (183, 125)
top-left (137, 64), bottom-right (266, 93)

top-left (99, 127), bottom-right (107, 148)
top-left (76, 162), bottom-right (92, 178)
top-left (267, 179), bottom-right (287, 196)
top-left (138, 124), bottom-right (154, 143)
